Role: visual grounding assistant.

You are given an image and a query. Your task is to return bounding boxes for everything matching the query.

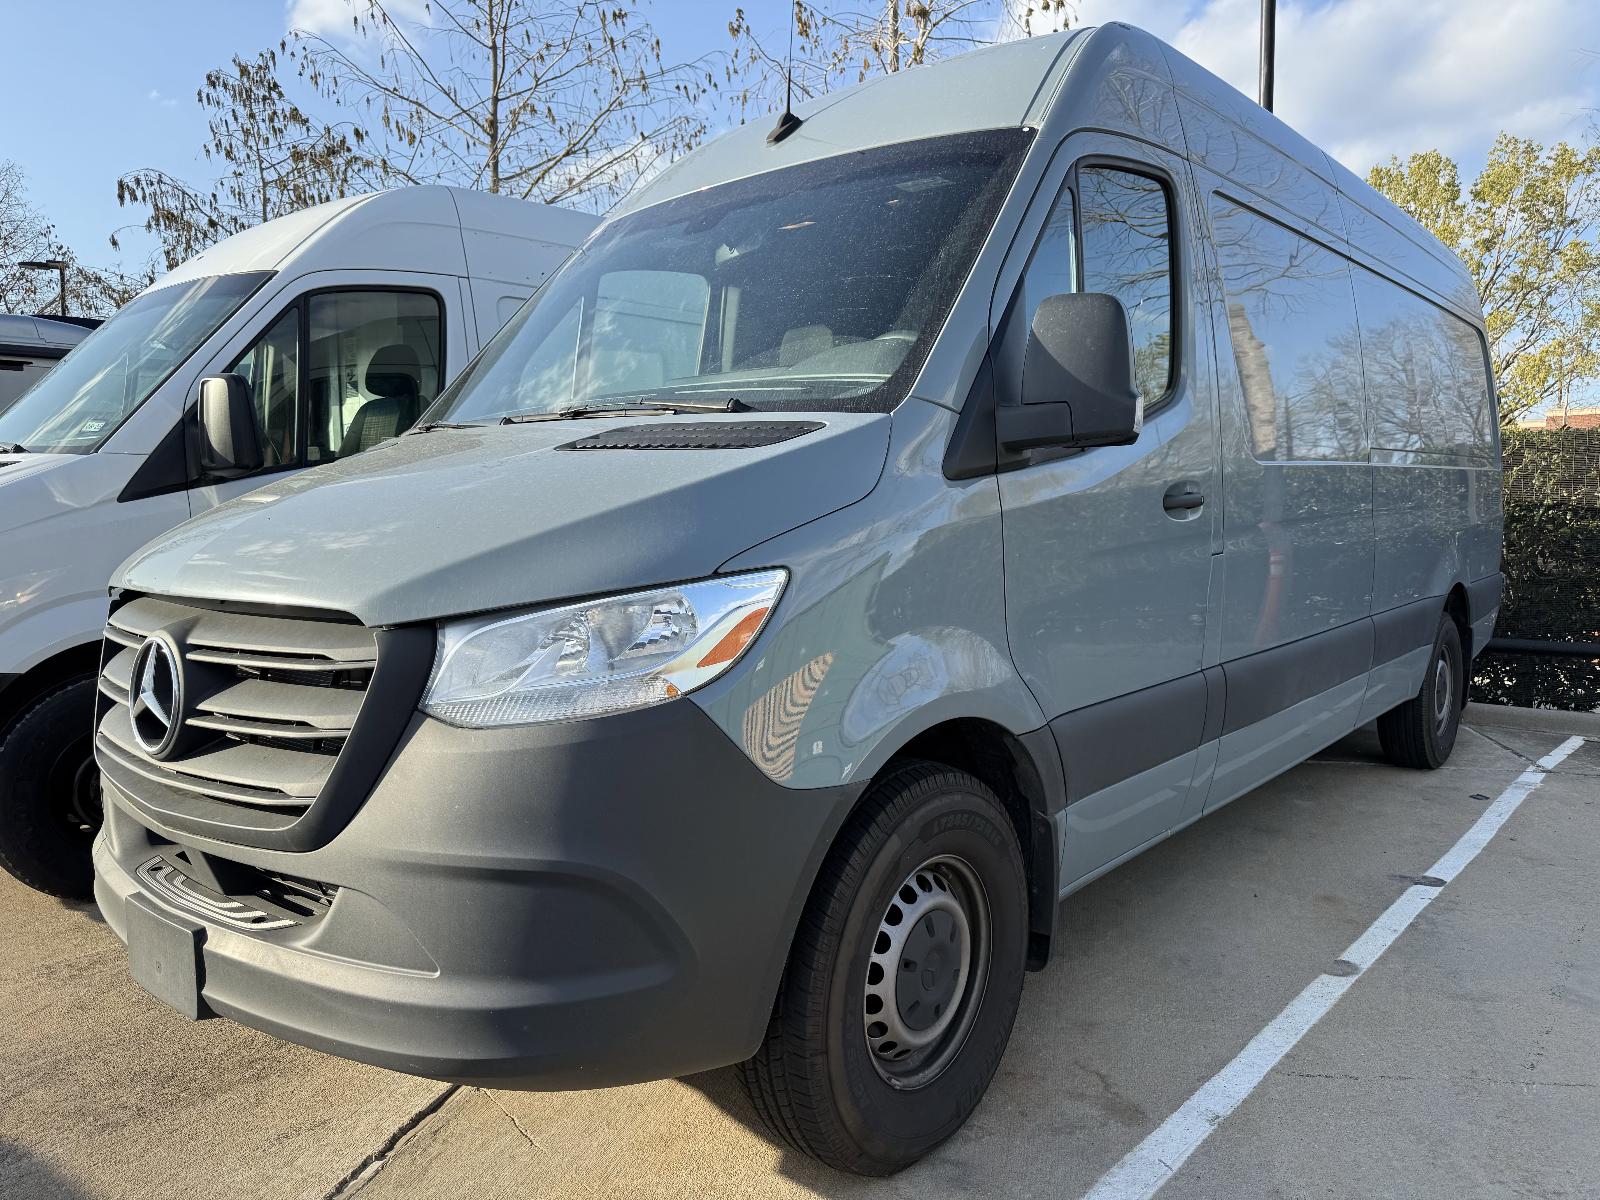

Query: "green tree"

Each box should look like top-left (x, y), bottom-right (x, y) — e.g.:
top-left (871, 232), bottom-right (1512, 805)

top-left (1369, 134), bottom-right (1600, 424)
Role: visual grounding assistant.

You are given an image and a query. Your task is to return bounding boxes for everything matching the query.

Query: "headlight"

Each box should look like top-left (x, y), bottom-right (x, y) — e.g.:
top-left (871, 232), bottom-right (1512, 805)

top-left (421, 569), bottom-right (787, 728)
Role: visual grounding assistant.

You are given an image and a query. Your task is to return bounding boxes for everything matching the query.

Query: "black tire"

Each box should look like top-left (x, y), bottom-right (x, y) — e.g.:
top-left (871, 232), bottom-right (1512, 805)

top-left (0, 677), bottom-right (101, 899)
top-left (1378, 615), bottom-right (1464, 770)
top-left (740, 762), bottom-right (1028, 1175)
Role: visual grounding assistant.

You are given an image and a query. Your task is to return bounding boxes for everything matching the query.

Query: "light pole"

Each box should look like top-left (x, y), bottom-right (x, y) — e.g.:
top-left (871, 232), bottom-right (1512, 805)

top-left (18, 258), bottom-right (69, 317)
top-left (1259, 0), bottom-right (1276, 112)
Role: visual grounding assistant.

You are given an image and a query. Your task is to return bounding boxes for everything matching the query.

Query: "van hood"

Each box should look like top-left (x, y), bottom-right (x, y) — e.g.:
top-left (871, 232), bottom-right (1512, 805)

top-left (115, 414), bottom-right (891, 626)
top-left (0, 453), bottom-right (118, 530)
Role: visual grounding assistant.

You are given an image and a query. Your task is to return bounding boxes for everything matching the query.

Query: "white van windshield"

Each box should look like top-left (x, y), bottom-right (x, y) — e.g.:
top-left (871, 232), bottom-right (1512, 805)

top-left (0, 271), bottom-right (270, 454)
top-left (431, 131), bottom-right (1031, 422)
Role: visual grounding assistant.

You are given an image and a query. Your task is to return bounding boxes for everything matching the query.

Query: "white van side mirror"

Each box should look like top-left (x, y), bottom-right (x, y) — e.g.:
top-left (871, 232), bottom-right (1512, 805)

top-left (196, 374), bottom-right (265, 478)
top-left (997, 292), bottom-right (1142, 452)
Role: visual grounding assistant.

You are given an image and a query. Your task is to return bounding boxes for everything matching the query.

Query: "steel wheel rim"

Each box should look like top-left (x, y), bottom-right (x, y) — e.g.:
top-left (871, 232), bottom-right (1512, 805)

top-left (1433, 648), bottom-right (1454, 734)
top-left (862, 854), bottom-right (991, 1090)
top-left (49, 734), bottom-right (100, 836)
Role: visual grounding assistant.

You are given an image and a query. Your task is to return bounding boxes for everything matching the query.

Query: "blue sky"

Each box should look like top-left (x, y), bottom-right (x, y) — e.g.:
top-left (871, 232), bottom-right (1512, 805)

top-left (5, 0), bottom-right (1599, 274)
top-left (1, 0), bottom-right (742, 269)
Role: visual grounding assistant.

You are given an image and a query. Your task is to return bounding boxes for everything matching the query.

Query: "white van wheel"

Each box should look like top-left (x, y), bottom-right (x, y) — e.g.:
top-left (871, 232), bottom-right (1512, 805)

top-left (0, 678), bottom-right (101, 899)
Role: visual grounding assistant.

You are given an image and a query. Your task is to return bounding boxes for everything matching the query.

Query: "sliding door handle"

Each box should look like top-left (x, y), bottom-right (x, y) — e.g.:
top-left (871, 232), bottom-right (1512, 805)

top-left (1162, 482), bottom-right (1205, 513)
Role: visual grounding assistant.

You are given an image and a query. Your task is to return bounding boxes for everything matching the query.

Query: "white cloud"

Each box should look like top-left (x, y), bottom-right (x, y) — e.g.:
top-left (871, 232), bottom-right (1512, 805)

top-left (286, 0), bottom-right (431, 41)
top-left (1047, 0), bottom-right (1600, 174)
top-left (146, 88), bottom-right (177, 108)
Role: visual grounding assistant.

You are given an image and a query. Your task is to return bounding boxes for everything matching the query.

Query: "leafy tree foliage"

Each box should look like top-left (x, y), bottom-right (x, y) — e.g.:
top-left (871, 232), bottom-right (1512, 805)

top-left (1471, 426), bottom-right (1600, 711)
top-left (1369, 134), bottom-right (1600, 424)
top-left (116, 49), bottom-right (379, 270)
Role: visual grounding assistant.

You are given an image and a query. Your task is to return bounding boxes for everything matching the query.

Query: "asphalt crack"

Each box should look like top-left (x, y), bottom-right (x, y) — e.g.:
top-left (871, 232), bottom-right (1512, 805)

top-left (322, 1084), bottom-right (461, 1199)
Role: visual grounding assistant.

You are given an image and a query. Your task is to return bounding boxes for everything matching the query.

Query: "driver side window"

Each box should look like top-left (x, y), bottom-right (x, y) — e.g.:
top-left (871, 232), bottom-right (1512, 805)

top-left (227, 306), bottom-right (300, 470)
top-left (220, 288), bottom-right (445, 475)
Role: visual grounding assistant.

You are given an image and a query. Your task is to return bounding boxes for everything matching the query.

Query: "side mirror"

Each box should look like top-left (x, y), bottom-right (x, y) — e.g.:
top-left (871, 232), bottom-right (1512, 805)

top-left (195, 374), bottom-right (264, 478)
top-left (996, 292), bottom-right (1142, 452)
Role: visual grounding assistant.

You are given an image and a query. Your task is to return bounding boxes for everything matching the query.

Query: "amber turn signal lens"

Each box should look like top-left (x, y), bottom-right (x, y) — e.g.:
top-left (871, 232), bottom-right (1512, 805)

top-left (697, 607), bottom-right (771, 668)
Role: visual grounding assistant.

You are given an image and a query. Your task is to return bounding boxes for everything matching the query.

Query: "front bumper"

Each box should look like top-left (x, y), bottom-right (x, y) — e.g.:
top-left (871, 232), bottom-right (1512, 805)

top-left (95, 700), bottom-right (859, 1089)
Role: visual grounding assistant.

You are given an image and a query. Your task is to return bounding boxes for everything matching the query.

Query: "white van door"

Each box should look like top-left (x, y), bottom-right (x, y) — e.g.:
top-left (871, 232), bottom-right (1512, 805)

top-left (190, 273), bottom-right (463, 514)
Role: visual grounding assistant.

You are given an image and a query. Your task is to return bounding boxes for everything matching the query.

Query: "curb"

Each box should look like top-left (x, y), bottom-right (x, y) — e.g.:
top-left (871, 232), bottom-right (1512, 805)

top-left (1464, 702), bottom-right (1600, 738)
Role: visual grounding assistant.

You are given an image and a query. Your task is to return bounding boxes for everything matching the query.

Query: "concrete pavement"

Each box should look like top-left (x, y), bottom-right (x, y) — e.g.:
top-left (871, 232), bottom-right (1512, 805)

top-left (2, 709), bottom-right (1595, 1199)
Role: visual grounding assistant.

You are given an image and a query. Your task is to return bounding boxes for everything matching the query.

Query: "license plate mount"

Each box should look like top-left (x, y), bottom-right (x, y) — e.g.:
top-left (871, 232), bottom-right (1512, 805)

top-left (126, 893), bottom-right (212, 1020)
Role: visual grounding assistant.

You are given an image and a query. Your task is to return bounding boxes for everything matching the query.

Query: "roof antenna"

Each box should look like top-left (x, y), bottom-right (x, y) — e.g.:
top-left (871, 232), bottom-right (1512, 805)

top-left (767, 2), bottom-right (804, 144)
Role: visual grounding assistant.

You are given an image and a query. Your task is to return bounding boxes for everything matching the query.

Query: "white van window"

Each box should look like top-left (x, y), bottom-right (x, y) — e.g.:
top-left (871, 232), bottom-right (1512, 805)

top-left (0, 271), bottom-right (270, 454)
top-left (1350, 265), bottom-right (1494, 462)
top-left (1080, 167), bottom-right (1174, 404)
top-left (1210, 198), bottom-right (1367, 462)
top-left (306, 290), bottom-right (443, 461)
top-left (227, 307), bottom-right (301, 469)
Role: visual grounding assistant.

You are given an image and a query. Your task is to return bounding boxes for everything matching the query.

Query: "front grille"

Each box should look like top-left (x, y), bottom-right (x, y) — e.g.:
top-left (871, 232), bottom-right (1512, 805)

top-left (96, 595), bottom-right (377, 827)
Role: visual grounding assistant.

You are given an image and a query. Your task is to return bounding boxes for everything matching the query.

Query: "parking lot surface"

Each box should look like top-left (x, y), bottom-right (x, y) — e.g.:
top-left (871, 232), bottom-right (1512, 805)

top-left (3, 707), bottom-right (1597, 1199)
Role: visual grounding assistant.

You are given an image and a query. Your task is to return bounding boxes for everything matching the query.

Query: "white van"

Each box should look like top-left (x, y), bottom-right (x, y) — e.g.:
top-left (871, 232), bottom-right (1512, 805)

top-left (0, 315), bottom-right (94, 414)
top-left (0, 187), bottom-right (597, 896)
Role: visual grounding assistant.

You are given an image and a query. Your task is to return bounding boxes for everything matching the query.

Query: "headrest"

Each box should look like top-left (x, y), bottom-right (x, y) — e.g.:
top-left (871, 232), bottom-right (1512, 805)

top-left (364, 343), bottom-right (422, 399)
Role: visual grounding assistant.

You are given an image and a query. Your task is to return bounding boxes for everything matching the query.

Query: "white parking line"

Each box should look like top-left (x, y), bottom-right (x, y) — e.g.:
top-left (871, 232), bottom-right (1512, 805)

top-left (1081, 734), bottom-right (1587, 1200)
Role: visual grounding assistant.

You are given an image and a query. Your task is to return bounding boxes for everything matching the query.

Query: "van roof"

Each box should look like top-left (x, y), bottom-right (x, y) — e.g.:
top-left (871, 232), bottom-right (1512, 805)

top-left (0, 313), bottom-right (93, 352)
top-left (612, 30), bottom-right (1088, 220)
top-left (614, 23), bottom-right (1476, 318)
top-left (151, 186), bottom-right (600, 296)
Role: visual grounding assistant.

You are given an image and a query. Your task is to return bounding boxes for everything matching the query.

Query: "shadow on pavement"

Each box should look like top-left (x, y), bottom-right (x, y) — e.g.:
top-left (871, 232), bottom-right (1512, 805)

top-left (0, 1139), bottom-right (92, 1200)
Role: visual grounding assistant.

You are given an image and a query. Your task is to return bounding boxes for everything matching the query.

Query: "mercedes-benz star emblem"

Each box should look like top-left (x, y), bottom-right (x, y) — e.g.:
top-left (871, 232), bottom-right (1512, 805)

top-left (130, 635), bottom-right (184, 759)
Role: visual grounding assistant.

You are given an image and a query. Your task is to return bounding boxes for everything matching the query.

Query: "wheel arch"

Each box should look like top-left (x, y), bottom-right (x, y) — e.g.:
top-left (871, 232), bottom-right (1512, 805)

top-left (0, 642), bottom-right (103, 738)
top-left (876, 717), bottom-right (1065, 969)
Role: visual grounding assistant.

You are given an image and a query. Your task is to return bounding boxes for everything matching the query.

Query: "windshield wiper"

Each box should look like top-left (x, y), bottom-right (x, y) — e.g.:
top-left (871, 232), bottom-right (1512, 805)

top-left (407, 421), bottom-right (486, 435)
top-left (500, 397), bottom-right (754, 425)
top-left (0, 442), bottom-right (28, 454)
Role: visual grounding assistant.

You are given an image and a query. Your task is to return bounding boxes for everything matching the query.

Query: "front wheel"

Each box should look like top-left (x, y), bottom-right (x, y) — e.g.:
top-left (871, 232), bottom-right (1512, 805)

top-left (740, 763), bottom-right (1028, 1175)
top-left (1378, 614), bottom-right (1464, 770)
top-left (0, 678), bottom-right (102, 899)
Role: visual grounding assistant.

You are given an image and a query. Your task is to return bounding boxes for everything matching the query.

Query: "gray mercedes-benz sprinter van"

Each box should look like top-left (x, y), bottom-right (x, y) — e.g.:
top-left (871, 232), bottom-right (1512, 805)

top-left (92, 24), bottom-right (1500, 1174)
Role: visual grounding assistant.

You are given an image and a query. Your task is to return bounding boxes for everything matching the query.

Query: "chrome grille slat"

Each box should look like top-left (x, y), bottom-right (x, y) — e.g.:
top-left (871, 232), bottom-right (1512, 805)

top-left (96, 595), bottom-right (375, 821)
top-left (186, 648), bottom-right (375, 672)
top-left (186, 714), bottom-right (339, 741)
top-left (97, 736), bottom-right (314, 811)
top-left (111, 596), bottom-right (374, 665)
top-left (104, 625), bottom-right (141, 649)
top-left (98, 707), bottom-right (331, 799)
top-left (103, 646), bottom-right (137, 694)
top-left (194, 679), bottom-right (361, 731)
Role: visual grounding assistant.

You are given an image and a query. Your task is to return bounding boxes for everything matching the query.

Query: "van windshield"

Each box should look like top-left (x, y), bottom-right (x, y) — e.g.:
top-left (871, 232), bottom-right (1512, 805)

top-left (432, 130), bottom-right (1031, 422)
top-left (0, 271), bottom-right (270, 454)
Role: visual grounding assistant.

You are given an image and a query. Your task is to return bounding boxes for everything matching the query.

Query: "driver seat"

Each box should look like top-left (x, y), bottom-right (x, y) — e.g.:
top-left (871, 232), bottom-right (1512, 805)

top-left (340, 344), bottom-right (424, 457)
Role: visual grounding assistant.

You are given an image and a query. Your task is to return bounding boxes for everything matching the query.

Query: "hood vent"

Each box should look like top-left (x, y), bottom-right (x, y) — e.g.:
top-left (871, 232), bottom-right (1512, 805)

top-left (558, 421), bottom-right (825, 451)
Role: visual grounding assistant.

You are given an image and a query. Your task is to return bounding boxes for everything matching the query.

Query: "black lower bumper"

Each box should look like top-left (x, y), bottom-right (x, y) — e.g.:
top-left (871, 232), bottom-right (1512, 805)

top-left (95, 700), bottom-right (860, 1088)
